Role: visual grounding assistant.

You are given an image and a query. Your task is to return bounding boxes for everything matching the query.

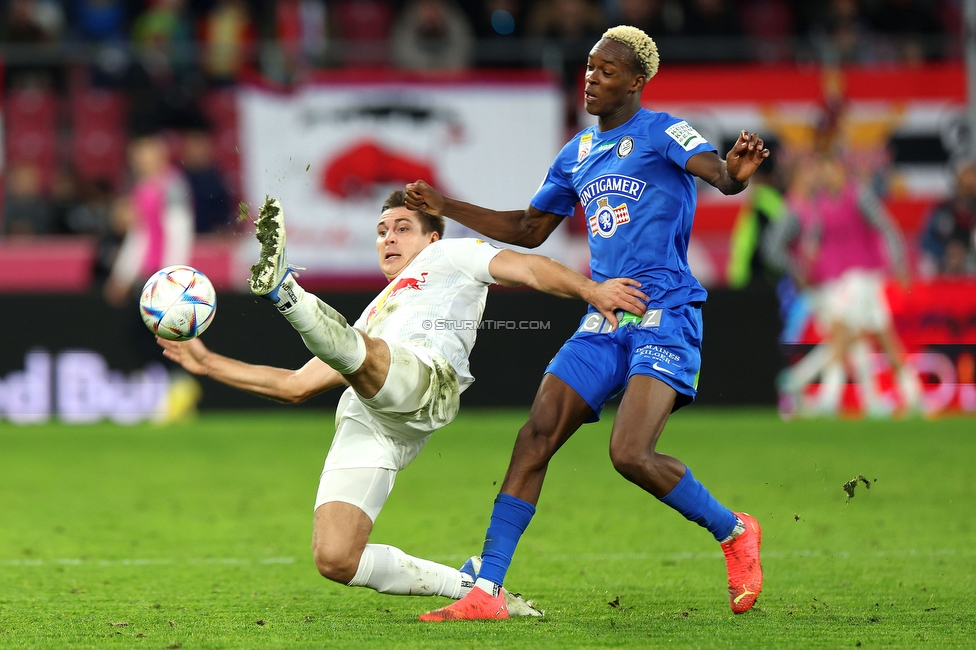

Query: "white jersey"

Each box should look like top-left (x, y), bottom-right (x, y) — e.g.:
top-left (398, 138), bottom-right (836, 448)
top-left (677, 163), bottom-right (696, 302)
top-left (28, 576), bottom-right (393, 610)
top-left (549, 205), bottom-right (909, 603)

top-left (353, 238), bottom-right (501, 390)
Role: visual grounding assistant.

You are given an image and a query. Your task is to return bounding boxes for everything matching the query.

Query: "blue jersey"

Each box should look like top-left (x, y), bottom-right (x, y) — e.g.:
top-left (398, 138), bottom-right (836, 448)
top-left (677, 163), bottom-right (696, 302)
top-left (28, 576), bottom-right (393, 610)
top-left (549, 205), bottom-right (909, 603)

top-left (531, 108), bottom-right (715, 309)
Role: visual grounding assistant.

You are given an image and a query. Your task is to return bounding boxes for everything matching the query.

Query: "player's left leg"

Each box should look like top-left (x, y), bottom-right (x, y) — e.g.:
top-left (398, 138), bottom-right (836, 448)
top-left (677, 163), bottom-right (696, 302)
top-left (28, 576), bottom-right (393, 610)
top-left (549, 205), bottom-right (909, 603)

top-left (609, 375), bottom-right (762, 613)
top-left (313, 470), bottom-right (473, 599)
top-left (313, 385), bottom-right (470, 600)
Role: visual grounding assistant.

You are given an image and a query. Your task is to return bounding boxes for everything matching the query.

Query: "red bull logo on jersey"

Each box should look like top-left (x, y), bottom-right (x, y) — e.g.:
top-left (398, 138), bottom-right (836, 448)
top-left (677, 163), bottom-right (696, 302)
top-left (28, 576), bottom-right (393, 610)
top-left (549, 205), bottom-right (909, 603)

top-left (578, 174), bottom-right (647, 210)
top-left (389, 272), bottom-right (428, 298)
top-left (366, 272), bottom-right (429, 325)
top-left (588, 197), bottom-right (631, 238)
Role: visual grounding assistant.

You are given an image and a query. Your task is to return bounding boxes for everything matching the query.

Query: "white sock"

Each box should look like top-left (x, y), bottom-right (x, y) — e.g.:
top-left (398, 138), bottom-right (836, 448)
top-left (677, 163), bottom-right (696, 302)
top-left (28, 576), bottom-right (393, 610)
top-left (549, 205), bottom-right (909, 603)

top-left (278, 277), bottom-right (367, 375)
top-left (787, 344), bottom-right (832, 391)
top-left (817, 361), bottom-right (846, 414)
top-left (346, 544), bottom-right (467, 599)
top-left (897, 366), bottom-right (922, 409)
top-left (475, 577), bottom-right (501, 597)
top-left (851, 341), bottom-right (881, 410)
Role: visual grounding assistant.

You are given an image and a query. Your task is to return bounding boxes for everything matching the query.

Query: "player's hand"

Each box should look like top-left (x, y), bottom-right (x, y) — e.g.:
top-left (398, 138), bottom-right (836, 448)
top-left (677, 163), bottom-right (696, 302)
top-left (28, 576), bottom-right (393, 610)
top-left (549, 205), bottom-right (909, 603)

top-left (726, 130), bottom-right (770, 183)
top-left (584, 278), bottom-right (648, 329)
top-left (157, 336), bottom-right (211, 376)
top-left (405, 180), bottom-right (446, 215)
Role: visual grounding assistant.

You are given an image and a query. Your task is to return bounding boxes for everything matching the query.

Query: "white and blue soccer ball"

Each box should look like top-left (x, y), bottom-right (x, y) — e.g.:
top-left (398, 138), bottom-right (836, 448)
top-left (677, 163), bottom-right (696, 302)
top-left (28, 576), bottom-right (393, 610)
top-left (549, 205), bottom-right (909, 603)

top-left (139, 265), bottom-right (217, 341)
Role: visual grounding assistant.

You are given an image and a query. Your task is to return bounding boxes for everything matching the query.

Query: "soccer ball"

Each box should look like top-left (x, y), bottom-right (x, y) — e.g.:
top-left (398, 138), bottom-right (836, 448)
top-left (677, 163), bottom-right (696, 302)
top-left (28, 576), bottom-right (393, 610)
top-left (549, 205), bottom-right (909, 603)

top-left (139, 265), bottom-right (217, 341)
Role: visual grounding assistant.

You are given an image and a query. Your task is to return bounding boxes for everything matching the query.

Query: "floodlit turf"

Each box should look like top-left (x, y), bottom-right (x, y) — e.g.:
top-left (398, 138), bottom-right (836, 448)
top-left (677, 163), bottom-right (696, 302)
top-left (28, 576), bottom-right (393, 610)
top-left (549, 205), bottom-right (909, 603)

top-left (1, 409), bottom-right (974, 648)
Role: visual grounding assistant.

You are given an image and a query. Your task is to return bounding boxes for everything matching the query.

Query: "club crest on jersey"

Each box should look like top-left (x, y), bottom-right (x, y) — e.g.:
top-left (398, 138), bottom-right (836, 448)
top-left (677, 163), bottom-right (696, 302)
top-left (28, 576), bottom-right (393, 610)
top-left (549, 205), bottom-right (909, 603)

top-left (578, 133), bottom-right (592, 162)
top-left (588, 197), bottom-right (630, 238)
top-left (616, 136), bottom-right (634, 158)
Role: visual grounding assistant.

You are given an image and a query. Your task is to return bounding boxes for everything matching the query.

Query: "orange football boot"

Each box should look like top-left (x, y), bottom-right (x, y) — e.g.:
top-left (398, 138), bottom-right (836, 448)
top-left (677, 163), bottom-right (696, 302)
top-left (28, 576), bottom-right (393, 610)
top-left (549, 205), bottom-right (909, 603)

top-left (721, 512), bottom-right (763, 613)
top-left (419, 586), bottom-right (509, 622)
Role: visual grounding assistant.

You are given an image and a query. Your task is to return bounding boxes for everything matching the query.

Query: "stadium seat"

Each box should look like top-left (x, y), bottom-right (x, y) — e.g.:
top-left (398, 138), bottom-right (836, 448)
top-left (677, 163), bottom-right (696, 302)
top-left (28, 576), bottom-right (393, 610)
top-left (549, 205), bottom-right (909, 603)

top-left (4, 88), bottom-right (59, 191)
top-left (70, 89), bottom-right (128, 188)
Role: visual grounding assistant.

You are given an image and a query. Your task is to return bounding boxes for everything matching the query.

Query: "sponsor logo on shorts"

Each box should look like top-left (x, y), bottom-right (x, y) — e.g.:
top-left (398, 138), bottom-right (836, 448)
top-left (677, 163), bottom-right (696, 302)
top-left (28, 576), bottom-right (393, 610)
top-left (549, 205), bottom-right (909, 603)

top-left (652, 362), bottom-right (675, 375)
top-left (637, 345), bottom-right (682, 375)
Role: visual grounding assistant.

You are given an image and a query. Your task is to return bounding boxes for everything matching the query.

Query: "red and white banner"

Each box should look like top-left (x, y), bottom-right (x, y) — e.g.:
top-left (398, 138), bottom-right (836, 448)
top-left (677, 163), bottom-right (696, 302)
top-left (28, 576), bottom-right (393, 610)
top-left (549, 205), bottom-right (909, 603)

top-left (237, 73), bottom-right (578, 284)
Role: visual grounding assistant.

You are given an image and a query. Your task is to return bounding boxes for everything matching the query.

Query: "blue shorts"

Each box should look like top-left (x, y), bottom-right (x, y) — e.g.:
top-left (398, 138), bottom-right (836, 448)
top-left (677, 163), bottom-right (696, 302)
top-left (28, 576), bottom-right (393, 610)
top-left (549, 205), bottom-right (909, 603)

top-left (545, 304), bottom-right (703, 422)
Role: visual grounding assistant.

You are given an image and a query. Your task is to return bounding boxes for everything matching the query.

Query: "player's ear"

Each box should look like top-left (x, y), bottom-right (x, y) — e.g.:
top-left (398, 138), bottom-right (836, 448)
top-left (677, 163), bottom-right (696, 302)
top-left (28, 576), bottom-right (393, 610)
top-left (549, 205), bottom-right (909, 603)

top-left (429, 231), bottom-right (440, 243)
top-left (631, 73), bottom-right (646, 94)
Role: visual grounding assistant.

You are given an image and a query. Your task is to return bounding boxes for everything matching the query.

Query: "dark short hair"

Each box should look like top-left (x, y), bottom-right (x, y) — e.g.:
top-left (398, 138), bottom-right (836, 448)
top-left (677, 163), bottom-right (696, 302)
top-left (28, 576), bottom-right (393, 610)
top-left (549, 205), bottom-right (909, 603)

top-left (381, 190), bottom-right (445, 238)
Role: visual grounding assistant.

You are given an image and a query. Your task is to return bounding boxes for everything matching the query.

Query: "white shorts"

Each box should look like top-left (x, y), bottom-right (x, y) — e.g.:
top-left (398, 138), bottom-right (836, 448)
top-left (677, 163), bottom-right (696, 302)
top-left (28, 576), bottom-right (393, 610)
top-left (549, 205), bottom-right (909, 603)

top-left (314, 342), bottom-right (460, 520)
top-left (814, 269), bottom-right (891, 333)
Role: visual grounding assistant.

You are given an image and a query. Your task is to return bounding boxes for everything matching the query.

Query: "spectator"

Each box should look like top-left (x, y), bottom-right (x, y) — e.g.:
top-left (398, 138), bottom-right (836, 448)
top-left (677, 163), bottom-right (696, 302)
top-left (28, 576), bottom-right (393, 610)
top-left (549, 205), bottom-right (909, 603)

top-left (181, 127), bottom-right (233, 233)
top-left (93, 192), bottom-right (131, 285)
top-left (1, 161), bottom-right (57, 236)
top-left (739, 0), bottom-right (794, 62)
top-left (681, 0), bottom-right (744, 38)
top-left (809, 0), bottom-right (877, 65)
top-left (726, 142), bottom-right (790, 289)
top-left (131, 0), bottom-right (196, 82)
top-left (2, 0), bottom-right (66, 89)
top-left (609, 0), bottom-right (680, 38)
top-left (330, 0), bottom-right (395, 67)
top-left (73, 0), bottom-right (128, 43)
top-left (50, 166), bottom-right (79, 234)
top-left (526, 0), bottom-right (605, 42)
top-left (104, 130), bottom-right (195, 307)
top-left (273, 0), bottom-right (328, 78)
top-left (62, 178), bottom-right (114, 238)
top-left (526, 0), bottom-right (606, 126)
top-left (474, 0), bottom-right (525, 40)
top-left (766, 152), bottom-right (922, 418)
top-left (918, 159), bottom-right (976, 277)
top-left (870, 0), bottom-right (943, 63)
top-left (199, 0), bottom-right (257, 85)
top-left (392, 0), bottom-right (475, 71)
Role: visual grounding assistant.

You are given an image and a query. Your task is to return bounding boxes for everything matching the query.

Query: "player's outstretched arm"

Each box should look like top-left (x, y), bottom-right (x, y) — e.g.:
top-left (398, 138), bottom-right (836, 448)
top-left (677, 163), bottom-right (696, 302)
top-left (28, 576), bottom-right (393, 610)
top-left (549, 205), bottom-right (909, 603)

top-left (488, 249), bottom-right (648, 328)
top-left (156, 337), bottom-right (346, 403)
top-left (687, 130), bottom-right (770, 195)
top-left (405, 180), bottom-right (564, 248)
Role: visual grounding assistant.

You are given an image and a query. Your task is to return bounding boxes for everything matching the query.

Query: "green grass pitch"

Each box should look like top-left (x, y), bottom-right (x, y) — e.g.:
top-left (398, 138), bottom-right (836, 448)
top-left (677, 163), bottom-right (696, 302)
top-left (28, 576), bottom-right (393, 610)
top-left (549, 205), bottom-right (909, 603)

top-left (1, 408), bottom-right (974, 648)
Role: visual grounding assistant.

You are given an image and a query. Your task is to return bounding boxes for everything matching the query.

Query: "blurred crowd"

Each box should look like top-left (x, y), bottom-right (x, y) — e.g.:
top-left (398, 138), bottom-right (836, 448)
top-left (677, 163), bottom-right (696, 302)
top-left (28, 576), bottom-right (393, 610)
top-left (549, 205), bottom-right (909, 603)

top-left (0, 0), bottom-right (971, 290)
top-left (0, 0), bottom-right (960, 87)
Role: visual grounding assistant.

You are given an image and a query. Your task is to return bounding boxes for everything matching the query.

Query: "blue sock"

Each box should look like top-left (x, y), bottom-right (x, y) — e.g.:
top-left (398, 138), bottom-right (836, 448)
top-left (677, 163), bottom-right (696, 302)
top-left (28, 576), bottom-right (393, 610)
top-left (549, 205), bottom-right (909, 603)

top-left (477, 493), bottom-right (536, 587)
top-left (659, 467), bottom-right (737, 541)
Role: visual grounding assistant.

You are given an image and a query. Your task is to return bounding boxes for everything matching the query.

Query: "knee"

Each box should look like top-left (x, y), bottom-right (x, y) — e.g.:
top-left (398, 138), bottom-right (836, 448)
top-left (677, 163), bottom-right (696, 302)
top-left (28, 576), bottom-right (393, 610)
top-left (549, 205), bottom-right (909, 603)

top-left (313, 544), bottom-right (360, 585)
top-left (608, 439), bottom-right (654, 481)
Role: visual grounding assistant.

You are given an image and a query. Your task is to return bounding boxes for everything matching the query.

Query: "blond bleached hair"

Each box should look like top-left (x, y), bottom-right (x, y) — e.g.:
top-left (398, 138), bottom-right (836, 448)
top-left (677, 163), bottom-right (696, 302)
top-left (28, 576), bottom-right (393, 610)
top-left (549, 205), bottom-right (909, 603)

top-left (602, 25), bottom-right (659, 79)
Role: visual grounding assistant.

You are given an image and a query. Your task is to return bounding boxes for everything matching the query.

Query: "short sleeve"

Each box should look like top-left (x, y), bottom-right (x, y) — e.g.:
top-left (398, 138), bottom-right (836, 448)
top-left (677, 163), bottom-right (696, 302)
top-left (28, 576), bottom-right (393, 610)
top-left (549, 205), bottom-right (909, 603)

top-left (441, 238), bottom-right (502, 284)
top-left (659, 118), bottom-right (717, 170)
top-left (529, 141), bottom-right (579, 217)
top-left (530, 166), bottom-right (578, 217)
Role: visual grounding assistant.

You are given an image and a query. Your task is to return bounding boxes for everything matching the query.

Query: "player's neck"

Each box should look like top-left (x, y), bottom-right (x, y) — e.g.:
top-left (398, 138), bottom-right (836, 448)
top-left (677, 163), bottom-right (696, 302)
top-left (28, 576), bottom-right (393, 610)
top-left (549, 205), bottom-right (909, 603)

top-left (597, 103), bottom-right (640, 132)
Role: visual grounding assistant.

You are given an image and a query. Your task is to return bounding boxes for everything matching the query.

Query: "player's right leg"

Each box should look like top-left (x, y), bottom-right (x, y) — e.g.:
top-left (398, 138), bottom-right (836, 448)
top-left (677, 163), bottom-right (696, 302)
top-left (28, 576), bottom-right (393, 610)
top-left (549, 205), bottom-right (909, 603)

top-left (419, 373), bottom-right (592, 622)
top-left (248, 196), bottom-right (376, 384)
